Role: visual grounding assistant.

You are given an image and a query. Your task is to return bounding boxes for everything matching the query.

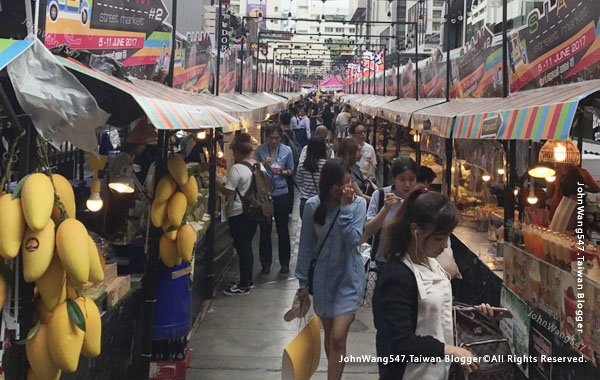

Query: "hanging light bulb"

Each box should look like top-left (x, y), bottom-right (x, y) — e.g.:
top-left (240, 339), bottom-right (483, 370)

top-left (553, 142), bottom-right (567, 162)
top-left (217, 151), bottom-right (224, 159)
top-left (197, 130), bottom-right (207, 140)
top-left (413, 132), bottom-right (421, 143)
top-left (86, 178), bottom-right (103, 212)
top-left (497, 168), bottom-right (505, 175)
top-left (527, 181), bottom-right (538, 205)
top-left (513, 188), bottom-right (519, 196)
top-left (482, 174), bottom-right (491, 182)
top-left (546, 175), bottom-right (556, 183)
top-left (528, 165), bottom-right (555, 179)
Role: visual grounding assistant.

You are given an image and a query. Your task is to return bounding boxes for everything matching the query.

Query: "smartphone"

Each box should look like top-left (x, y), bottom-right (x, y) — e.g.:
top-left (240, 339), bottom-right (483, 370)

top-left (459, 306), bottom-right (513, 319)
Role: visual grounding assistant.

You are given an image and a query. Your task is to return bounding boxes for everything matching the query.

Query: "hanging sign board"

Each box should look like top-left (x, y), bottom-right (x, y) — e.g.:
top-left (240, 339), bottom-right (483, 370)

top-left (481, 113), bottom-right (503, 139)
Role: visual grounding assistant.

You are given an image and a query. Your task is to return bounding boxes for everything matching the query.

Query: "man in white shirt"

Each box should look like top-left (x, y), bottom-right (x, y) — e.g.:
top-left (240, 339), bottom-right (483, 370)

top-left (291, 106), bottom-right (311, 148)
top-left (350, 123), bottom-right (377, 181)
top-left (335, 105), bottom-right (352, 139)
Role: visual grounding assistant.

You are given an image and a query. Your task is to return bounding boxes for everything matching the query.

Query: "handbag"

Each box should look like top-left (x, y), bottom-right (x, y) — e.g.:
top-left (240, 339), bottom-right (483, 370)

top-left (361, 189), bottom-right (385, 307)
top-left (308, 209), bottom-right (340, 295)
top-left (282, 315), bottom-right (321, 380)
top-left (450, 302), bottom-right (515, 380)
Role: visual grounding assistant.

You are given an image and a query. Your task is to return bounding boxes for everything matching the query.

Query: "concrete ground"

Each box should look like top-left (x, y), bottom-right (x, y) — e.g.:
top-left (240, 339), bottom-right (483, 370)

top-left (188, 196), bottom-right (379, 379)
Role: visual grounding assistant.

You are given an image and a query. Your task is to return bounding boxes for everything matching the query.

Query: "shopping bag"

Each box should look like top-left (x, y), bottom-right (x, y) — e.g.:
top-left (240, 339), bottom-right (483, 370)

top-left (360, 259), bottom-right (378, 308)
top-left (281, 315), bottom-right (321, 380)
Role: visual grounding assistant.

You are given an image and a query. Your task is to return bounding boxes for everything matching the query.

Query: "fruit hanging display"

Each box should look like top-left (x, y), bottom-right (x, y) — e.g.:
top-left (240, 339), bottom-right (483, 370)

top-left (0, 171), bottom-right (105, 377)
top-left (151, 155), bottom-right (200, 268)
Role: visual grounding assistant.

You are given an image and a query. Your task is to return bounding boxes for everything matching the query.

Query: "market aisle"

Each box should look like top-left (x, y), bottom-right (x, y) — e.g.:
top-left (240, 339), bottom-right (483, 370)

top-left (187, 196), bottom-right (379, 379)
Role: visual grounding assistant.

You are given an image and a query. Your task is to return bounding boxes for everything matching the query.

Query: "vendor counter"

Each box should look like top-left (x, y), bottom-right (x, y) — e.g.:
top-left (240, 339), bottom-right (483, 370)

top-left (451, 227), bottom-right (504, 306)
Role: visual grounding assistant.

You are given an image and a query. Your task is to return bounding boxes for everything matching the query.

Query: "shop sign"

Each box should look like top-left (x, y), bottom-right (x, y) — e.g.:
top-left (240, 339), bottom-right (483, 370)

top-left (260, 30), bottom-right (292, 40)
top-left (219, 10), bottom-right (231, 53)
top-left (481, 113), bottom-right (502, 139)
top-left (91, 0), bottom-right (169, 34)
top-left (310, 60), bottom-right (322, 67)
top-left (277, 59), bottom-right (290, 65)
top-left (593, 111), bottom-right (600, 142)
top-left (292, 60), bottom-right (307, 66)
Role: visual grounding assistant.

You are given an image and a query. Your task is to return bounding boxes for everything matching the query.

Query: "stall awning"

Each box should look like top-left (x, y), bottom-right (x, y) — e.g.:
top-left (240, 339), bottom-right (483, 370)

top-left (413, 79), bottom-right (600, 140)
top-left (380, 98), bottom-right (446, 127)
top-left (0, 39), bottom-right (33, 71)
top-left (57, 57), bottom-right (240, 132)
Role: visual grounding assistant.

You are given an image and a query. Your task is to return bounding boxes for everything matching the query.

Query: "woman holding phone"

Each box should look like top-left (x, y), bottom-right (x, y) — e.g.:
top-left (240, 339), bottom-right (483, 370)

top-left (295, 158), bottom-right (366, 380)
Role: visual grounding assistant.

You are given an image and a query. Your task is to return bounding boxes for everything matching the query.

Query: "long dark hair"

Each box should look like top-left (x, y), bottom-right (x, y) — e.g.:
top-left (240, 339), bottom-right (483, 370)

top-left (337, 138), bottom-right (358, 168)
top-left (384, 185), bottom-right (459, 262)
top-left (313, 158), bottom-right (346, 226)
top-left (303, 136), bottom-right (327, 173)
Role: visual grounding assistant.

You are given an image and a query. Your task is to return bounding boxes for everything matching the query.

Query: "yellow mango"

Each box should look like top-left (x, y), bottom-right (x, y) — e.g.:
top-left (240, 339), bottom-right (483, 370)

top-left (159, 235), bottom-right (179, 268)
top-left (167, 155), bottom-right (189, 186)
top-left (22, 220), bottom-right (56, 283)
top-left (0, 194), bottom-right (26, 259)
top-left (162, 219), bottom-right (177, 241)
top-left (50, 174), bottom-right (76, 221)
top-left (76, 297), bottom-right (102, 358)
top-left (37, 301), bottom-right (52, 325)
top-left (21, 173), bottom-right (54, 231)
top-left (167, 192), bottom-right (187, 227)
top-left (26, 324), bottom-right (62, 380)
top-left (56, 219), bottom-right (89, 284)
top-left (150, 200), bottom-right (167, 228)
top-left (0, 276), bottom-right (6, 311)
top-left (47, 301), bottom-right (84, 373)
top-left (176, 224), bottom-right (196, 262)
top-left (88, 237), bottom-right (104, 283)
top-left (36, 253), bottom-right (67, 312)
top-left (181, 175), bottom-right (199, 206)
top-left (154, 175), bottom-right (176, 204)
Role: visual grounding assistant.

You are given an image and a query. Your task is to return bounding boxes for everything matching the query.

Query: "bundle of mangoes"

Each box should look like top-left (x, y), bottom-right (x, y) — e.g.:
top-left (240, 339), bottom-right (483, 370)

top-left (0, 173), bottom-right (103, 379)
top-left (151, 155), bottom-right (199, 268)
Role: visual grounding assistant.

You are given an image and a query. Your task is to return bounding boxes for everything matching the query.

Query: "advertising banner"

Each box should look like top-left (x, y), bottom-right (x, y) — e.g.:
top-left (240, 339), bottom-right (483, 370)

top-left (508, 0), bottom-right (600, 92)
top-left (246, 0), bottom-right (267, 30)
top-left (500, 286), bottom-right (532, 377)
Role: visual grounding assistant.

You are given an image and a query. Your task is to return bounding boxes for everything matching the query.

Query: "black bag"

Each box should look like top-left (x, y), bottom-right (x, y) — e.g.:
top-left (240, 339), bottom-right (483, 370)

top-left (451, 302), bottom-right (516, 380)
top-left (308, 209), bottom-right (340, 295)
top-left (361, 189), bottom-right (386, 308)
top-left (235, 162), bottom-right (274, 222)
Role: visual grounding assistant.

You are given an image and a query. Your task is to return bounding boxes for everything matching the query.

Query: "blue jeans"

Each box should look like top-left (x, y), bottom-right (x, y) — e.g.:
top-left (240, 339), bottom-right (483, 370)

top-left (372, 260), bottom-right (388, 377)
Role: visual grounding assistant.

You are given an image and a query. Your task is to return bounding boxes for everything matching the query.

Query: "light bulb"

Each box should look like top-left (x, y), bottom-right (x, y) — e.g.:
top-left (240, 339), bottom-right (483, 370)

top-left (546, 175), bottom-right (556, 183)
top-left (197, 131), bottom-right (207, 140)
top-left (553, 143), bottom-right (567, 162)
top-left (87, 192), bottom-right (103, 212)
top-left (527, 195), bottom-right (538, 205)
top-left (413, 133), bottom-right (421, 143)
top-left (482, 174), bottom-right (491, 182)
top-left (497, 168), bottom-right (505, 175)
top-left (217, 151), bottom-right (224, 158)
top-left (514, 189), bottom-right (519, 196)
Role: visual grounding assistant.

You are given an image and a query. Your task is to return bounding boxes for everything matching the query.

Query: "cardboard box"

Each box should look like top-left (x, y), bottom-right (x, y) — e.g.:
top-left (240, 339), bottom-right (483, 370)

top-left (149, 349), bottom-right (191, 380)
top-left (104, 262), bottom-right (118, 283)
top-left (105, 275), bottom-right (131, 307)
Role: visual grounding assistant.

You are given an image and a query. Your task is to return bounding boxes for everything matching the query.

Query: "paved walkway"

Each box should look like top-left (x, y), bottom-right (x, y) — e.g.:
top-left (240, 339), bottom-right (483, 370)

top-left (188, 196), bottom-right (379, 379)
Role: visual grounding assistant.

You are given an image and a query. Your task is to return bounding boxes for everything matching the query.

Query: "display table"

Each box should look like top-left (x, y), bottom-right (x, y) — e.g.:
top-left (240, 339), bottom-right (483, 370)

top-left (451, 227), bottom-right (504, 306)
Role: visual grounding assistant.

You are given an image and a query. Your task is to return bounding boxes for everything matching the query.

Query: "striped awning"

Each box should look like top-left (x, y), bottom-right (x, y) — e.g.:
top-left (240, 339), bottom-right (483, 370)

top-left (381, 98), bottom-right (446, 127)
top-left (413, 80), bottom-right (600, 140)
top-left (0, 39), bottom-right (34, 71)
top-left (57, 57), bottom-right (240, 132)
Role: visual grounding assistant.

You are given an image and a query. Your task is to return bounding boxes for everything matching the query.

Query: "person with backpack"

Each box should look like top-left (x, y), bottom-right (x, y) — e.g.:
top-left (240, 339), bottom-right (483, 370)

top-left (256, 125), bottom-right (294, 275)
top-left (361, 156), bottom-right (418, 376)
top-left (296, 135), bottom-right (327, 218)
top-left (217, 133), bottom-right (267, 296)
top-left (295, 158), bottom-right (366, 380)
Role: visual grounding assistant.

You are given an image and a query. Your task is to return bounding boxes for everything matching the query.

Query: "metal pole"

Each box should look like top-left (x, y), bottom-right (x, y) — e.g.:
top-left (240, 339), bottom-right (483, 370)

top-left (396, 48), bottom-right (401, 98)
top-left (167, 0), bottom-right (178, 87)
top-left (215, 0), bottom-right (222, 95)
top-left (264, 42), bottom-right (268, 92)
top-left (272, 50), bottom-right (276, 92)
top-left (383, 48), bottom-right (386, 96)
top-left (415, 23), bottom-right (419, 100)
top-left (445, 134), bottom-right (453, 197)
top-left (503, 140), bottom-right (516, 241)
top-left (239, 38), bottom-right (244, 94)
top-left (445, 6), bottom-right (451, 102)
top-left (255, 33), bottom-right (260, 93)
top-left (204, 128), bottom-right (217, 299)
top-left (502, 0), bottom-right (509, 97)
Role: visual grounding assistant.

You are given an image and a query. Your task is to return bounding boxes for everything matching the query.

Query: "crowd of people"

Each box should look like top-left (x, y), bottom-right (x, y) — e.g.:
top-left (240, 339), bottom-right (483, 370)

top-left (219, 95), bottom-right (497, 380)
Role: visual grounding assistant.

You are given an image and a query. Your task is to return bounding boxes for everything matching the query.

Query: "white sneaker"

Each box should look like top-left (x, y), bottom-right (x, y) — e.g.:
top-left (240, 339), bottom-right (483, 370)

top-left (230, 280), bottom-right (255, 289)
top-left (223, 284), bottom-right (251, 296)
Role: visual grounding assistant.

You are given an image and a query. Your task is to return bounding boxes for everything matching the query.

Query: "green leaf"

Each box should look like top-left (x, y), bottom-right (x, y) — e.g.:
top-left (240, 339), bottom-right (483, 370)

top-left (11, 174), bottom-right (31, 200)
top-left (166, 225), bottom-right (178, 232)
top-left (66, 298), bottom-right (86, 332)
top-left (14, 322), bottom-right (40, 345)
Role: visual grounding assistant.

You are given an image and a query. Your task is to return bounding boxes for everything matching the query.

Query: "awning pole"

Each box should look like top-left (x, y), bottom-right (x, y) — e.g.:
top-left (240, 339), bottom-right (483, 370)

top-left (215, 0), bottom-right (223, 96)
top-left (382, 48), bottom-right (386, 96)
top-left (239, 39), bottom-right (244, 94)
top-left (503, 140), bottom-right (516, 241)
top-left (167, 0), bottom-right (178, 87)
top-left (204, 128), bottom-right (218, 299)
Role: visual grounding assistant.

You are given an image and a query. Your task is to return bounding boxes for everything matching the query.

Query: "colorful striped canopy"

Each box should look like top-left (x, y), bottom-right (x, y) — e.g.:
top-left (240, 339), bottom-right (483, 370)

top-left (381, 98), bottom-right (446, 128)
top-left (0, 39), bottom-right (34, 71)
top-left (57, 57), bottom-right (240, 132)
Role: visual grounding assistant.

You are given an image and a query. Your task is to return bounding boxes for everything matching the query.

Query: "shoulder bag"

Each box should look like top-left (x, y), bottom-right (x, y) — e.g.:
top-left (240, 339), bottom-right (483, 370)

top-left (308, 208), bottom-right (341, 295)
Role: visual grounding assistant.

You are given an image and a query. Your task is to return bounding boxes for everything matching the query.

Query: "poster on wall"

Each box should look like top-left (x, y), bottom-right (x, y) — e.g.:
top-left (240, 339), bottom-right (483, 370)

top-left (500, 286), bottom-right (532, 377)
top-left (44, 0), bottom-right (172, 82)
top-left (508, 0), bottom-right (600, 92)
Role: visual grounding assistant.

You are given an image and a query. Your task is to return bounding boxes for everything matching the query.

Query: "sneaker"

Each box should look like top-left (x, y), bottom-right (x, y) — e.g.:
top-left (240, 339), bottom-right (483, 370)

top-left (230, 280), bottom-right (255, 289)
top-left (223, 284), bottom-right (251, 296)
top-left (280, 266), bottom-right (290, 274)
top-left (261, 267), bottom-right (271, 275)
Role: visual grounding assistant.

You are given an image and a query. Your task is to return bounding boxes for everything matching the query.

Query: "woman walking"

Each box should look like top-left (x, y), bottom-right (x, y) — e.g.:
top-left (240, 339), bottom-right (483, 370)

top-left (216, 133), bottom-right (261, 295)
top-left (337, 138), bottom-right (371, 203)
top-left (378, 187), bottom-right (495, 379)
top-left (296, 135), bottom-right (328, 217)
top-left (296, 159), bottom-right (367, 380)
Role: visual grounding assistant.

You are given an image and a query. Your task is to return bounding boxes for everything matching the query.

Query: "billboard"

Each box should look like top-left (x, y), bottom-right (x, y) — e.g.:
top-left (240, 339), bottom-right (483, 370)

top-left (246, 0), bottom-right (267, 30)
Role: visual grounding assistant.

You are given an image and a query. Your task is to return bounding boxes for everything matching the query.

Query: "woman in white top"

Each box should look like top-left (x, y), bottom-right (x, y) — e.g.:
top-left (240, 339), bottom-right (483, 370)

top-left (296, 135), bottom-right (327, 218)
top-left (377, 186), bottom-right (495, 379)
top-left (216, 133), bottom-right (262, 296)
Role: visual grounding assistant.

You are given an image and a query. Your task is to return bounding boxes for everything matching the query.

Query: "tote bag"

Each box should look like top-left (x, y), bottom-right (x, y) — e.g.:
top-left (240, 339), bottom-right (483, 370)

top-left (282, 315), bottom-right (321, 380)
